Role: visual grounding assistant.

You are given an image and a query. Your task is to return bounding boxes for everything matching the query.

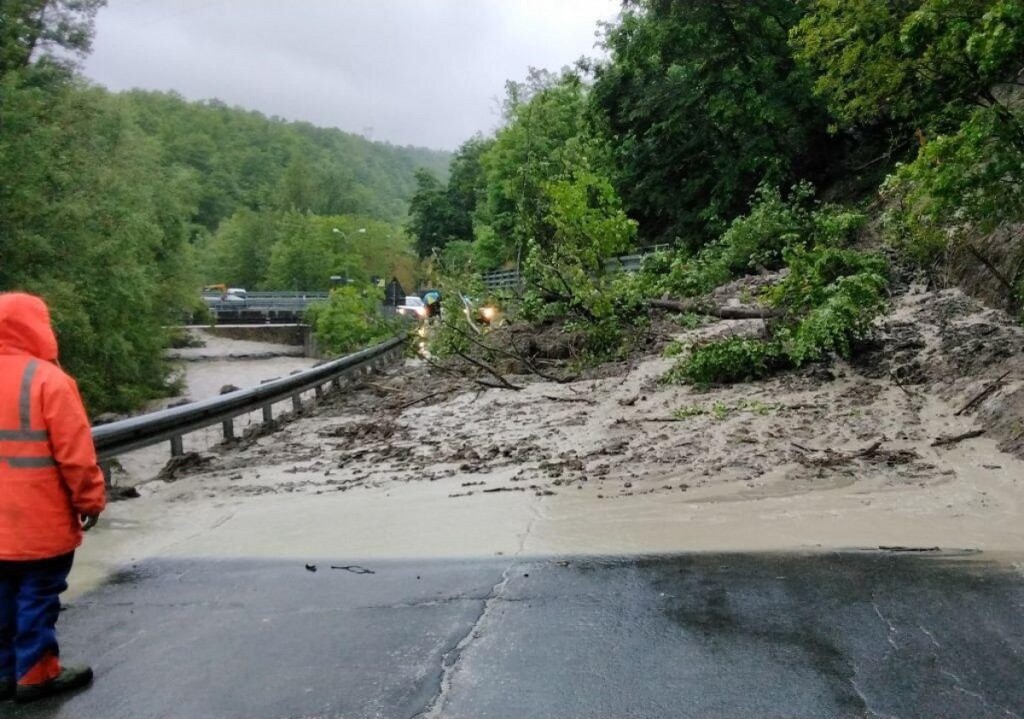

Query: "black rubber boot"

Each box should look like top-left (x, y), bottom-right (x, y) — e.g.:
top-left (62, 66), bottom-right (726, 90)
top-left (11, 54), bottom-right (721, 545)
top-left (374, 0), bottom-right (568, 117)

top-left (0, 678), bottom-right (14, 701)
top-left (15, 665), bottom-right (93, 703)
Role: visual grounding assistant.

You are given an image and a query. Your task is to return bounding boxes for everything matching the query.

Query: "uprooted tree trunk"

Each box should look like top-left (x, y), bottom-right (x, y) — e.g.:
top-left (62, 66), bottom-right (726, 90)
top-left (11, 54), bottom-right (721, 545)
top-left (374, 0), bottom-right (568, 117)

top-left (646, 298), bottom-right (784, 320)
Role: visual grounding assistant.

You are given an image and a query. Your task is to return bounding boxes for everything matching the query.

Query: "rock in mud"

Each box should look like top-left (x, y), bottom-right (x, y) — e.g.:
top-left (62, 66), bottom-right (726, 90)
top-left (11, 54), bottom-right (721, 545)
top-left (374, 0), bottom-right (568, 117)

top-left (159, 452), bottom-right (214, 482)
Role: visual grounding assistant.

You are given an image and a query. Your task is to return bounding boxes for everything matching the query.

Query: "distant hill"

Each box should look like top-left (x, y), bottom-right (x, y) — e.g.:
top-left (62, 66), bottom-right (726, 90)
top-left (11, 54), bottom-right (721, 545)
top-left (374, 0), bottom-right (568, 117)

top-left (115, 89), bottom-right (451, 231)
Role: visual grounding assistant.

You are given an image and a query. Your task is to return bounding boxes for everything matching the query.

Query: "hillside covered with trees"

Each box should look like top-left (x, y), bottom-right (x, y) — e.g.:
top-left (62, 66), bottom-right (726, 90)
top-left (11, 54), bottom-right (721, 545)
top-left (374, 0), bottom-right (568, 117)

top-left (6, 0), bottom-right (1024, 412)
top-left (1, 0), bottom-right (447, 413)
top-left (412, 0), bottom-right (1024, 384)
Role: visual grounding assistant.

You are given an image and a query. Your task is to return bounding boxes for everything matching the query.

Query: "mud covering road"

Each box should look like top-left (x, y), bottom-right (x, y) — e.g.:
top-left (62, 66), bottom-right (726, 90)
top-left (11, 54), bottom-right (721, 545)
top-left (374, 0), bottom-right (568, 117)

top-left (24, 286), bottom-right (1024, 717)
top-left (10, 550), bottom-right (1024, 719)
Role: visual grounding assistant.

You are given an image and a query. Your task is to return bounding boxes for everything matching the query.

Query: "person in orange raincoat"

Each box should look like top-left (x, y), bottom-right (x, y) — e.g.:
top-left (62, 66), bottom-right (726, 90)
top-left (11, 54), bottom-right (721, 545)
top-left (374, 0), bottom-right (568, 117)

top-left (0, 292), bottom-right (105, 703)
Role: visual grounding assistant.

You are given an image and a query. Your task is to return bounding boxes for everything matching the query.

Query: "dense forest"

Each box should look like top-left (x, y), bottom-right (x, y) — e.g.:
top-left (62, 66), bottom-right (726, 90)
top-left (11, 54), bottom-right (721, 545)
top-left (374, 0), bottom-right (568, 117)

top-left (413, 0), bottom-right (1024, 384)
top-left (0, 0), bottom-right (446, 413)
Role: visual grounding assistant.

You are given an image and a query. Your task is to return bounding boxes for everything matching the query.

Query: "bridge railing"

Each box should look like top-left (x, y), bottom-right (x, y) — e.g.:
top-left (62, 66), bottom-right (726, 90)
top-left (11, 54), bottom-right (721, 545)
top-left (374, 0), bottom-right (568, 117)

top-left (482, 244), bottom-right (673, 293)
top-left (91, 335), bottom-right (407, 481)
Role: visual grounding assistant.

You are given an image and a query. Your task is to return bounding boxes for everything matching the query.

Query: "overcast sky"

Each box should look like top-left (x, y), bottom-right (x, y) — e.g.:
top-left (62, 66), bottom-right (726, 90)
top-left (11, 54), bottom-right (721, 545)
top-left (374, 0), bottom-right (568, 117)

top-left (83, 0), bottom-right (622, 150)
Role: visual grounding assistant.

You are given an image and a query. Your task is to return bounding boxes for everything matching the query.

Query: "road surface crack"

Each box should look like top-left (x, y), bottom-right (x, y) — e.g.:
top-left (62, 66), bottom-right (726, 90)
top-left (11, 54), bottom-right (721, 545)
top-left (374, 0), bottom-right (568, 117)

top-left (409, 562), bottom-right (516, 719)
top-left (410, 513), bottom-right (539, 719)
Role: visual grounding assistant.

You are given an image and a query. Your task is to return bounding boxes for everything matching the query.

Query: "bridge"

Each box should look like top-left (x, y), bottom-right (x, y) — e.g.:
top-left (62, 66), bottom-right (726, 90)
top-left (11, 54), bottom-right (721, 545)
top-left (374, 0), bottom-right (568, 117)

top-left (202, 291), bottom-right (329, 324)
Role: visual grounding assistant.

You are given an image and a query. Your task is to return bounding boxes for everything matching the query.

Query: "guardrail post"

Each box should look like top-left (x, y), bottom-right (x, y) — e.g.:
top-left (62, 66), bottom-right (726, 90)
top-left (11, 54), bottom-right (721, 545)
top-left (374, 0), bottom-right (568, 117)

top-left (170, 435), bottom-right (184, 457)
top-left (292, 393), bottom-right (302, 412)
top-left (222, 418), bottom-right (235, 441)
top-left (101, 462), bottom-right (113, 488)
top-left (263, 405), bottom-right (273, 423)
top-left (314, 384), bottom-right (324, 399)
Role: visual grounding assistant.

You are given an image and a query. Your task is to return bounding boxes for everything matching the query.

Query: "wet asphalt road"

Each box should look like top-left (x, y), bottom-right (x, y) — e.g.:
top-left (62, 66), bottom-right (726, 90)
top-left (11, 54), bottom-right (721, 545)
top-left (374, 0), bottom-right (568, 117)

top-left (9, 550), bottom-right (1024, 719)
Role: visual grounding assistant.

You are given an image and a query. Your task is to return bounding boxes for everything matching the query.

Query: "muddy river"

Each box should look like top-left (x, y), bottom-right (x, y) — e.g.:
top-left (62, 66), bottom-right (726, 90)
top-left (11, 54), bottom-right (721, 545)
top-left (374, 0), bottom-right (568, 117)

top-left (113, 329), bottom-right (319, 485)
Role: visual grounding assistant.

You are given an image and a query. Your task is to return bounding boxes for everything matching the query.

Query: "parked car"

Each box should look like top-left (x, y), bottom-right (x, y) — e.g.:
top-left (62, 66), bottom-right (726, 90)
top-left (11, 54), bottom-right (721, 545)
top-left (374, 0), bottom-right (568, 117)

top-left (397, 295), bottom-right (427, 319)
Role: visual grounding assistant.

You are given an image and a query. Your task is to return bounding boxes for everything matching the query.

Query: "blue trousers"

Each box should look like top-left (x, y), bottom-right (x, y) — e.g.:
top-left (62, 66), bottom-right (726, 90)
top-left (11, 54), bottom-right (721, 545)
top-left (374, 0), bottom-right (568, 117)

top-left (0, 552), bottom-right (73, 684)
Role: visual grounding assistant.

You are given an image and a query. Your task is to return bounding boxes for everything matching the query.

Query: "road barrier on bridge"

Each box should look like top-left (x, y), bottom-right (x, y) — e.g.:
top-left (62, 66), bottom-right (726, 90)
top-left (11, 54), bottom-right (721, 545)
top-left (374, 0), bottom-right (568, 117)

top-left (91, 335), bottom-right (407, 483)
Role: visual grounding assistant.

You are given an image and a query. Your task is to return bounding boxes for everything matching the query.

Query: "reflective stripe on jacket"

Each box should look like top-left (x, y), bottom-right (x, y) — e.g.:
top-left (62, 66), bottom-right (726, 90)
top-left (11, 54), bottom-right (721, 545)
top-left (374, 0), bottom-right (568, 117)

top-left (0, 293), bottom-right (106, 560)
top-left (0, 360), bottom-right (57, 470)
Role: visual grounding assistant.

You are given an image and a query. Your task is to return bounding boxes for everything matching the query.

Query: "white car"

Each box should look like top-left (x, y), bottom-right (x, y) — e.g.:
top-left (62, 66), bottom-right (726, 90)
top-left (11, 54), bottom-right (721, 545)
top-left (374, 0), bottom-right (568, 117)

top-left (397, 296), bottom-right (427, 318)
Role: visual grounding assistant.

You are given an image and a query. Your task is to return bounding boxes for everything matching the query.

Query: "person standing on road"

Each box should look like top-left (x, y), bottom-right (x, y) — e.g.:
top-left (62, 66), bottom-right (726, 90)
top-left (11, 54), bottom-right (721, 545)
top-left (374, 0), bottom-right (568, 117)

top-left (423, 290), bottom-right (441, 321)
top-left (0, 293), bottom-right (105, 703)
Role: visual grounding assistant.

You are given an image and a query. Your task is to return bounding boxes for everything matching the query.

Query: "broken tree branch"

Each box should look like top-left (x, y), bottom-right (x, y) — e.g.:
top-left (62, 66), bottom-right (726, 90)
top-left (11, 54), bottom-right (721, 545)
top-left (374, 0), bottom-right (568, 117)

top-left (955, 371), bottom-right (1011, 416)
top-left (542, 395), bottom-right (596, 404)
top-left (395, 390), bottom-right (452, 411)
top-left (961, 241), bottom-right (1016, 294)
top-left (453, 350), bottom-right (523, 391)
top-left (418, 351), bottom-right (518, 393)
top-left (445, 320), bottom-right (572, 384)
top-left (931, 429), bottom-right (986, 447)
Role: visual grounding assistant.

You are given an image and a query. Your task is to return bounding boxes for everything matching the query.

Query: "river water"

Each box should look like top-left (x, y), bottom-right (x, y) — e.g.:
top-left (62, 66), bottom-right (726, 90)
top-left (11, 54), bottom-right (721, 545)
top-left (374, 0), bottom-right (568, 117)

top-left (113, 328), bottom-right (319, 484)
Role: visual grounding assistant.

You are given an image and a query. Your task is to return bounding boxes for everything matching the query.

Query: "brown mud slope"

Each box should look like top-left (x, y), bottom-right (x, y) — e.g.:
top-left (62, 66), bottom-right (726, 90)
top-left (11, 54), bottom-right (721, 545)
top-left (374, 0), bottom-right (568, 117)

top-left (136, 287), bottom-right (1024, 553)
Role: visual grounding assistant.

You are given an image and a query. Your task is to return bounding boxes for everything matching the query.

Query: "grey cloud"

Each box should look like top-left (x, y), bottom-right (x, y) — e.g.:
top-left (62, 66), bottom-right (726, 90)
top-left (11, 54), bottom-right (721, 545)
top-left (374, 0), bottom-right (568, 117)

top-left (84, 0), bottom-right (620, 149)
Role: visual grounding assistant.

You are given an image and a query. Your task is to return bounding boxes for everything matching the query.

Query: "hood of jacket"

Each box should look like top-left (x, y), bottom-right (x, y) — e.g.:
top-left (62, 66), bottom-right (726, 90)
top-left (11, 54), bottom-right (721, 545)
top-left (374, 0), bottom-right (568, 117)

top-left (0, 293), bottom-right (59, 362)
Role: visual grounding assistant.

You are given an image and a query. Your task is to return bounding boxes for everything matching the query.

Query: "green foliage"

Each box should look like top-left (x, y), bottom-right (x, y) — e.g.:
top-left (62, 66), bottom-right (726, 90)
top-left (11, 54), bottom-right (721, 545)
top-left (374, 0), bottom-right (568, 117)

top-left (1, 0), bottom-right (105, 78)
top-left (665, 245), bottom-right (888, 386)
top-left (592, 0), bottom-right (832, 246)
top-left (406, 169), bottom-right (452, 256)
top-left (792, 0), bottom-right (1024, 132)
top-left (621, 183), bottom-right (866, 300)
top-left (663, 340), bottom-right (685, 358)
top-left (882, 106), bottom-right (1024, 268)
top-left (406, 136), bottom-right (492, 259)
top-left (518, 161), bottom-right (637, 357)
top-left (769, 247), bottom-right (889, 363)
top-left (672, 404), bottom-right (707, 419)
top-left (201, 212), bottom-right (416, 292)
top-left (116, 89), bottom-right (450, 232)
top-left (502, 120), bottom-right (639, 359)
top-left (656, 191), bottom-right (885, 388)
top-left (307, 286), bottom-right (399, 356)
top-left (672, 313), bottom-right (707, 330)
top-left (0, 75), bottom-right (196, 412)
top-left (665, 338), bottom-right (786, 386)
top-left (473, 70), bottom-right (602, 269)
top-left (795, 1), bottom-right (1024, 306)
top-left (673, 398), bottom-right (782, 419)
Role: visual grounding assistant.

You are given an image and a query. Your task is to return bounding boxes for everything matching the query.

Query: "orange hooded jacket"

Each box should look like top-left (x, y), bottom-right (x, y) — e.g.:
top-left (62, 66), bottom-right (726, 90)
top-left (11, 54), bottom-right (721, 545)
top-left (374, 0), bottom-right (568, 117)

top-left (0, 293), bottom-right (106, 560)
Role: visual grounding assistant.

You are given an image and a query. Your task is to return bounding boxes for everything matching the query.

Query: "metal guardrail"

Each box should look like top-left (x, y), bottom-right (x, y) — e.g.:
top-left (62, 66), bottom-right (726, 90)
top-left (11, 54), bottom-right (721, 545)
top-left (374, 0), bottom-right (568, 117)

top-left (201, 292), bottom-right (330, 300)
top-left (481, 244), bottom-right (674, 293)
top-left (91, 335), bottom-right (407, 475)
top-left (481, 270), bottom-right (522, 292)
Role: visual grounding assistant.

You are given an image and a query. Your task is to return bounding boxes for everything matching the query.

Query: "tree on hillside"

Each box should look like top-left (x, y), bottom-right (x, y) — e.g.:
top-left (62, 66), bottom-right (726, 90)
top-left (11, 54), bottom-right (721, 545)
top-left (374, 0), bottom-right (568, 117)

top-left (0, 81), bottom-right (199, 411)
top-left (405, 136), bottom-right (492, 259)
top-left (473, 69), bottom-right (599, 269)
top-left (795, 0), bottom-right (1024, 304)
top-left (406, 168), bottom-right (453, 257)
top-left (445, 135), bottom-right (492, 242)
top-left (792, 0), bottom-right (1024, 139)
top-left (0, 0), bottom-right (105, 78)
top-left (591, 0), bottom-right (831, 248)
